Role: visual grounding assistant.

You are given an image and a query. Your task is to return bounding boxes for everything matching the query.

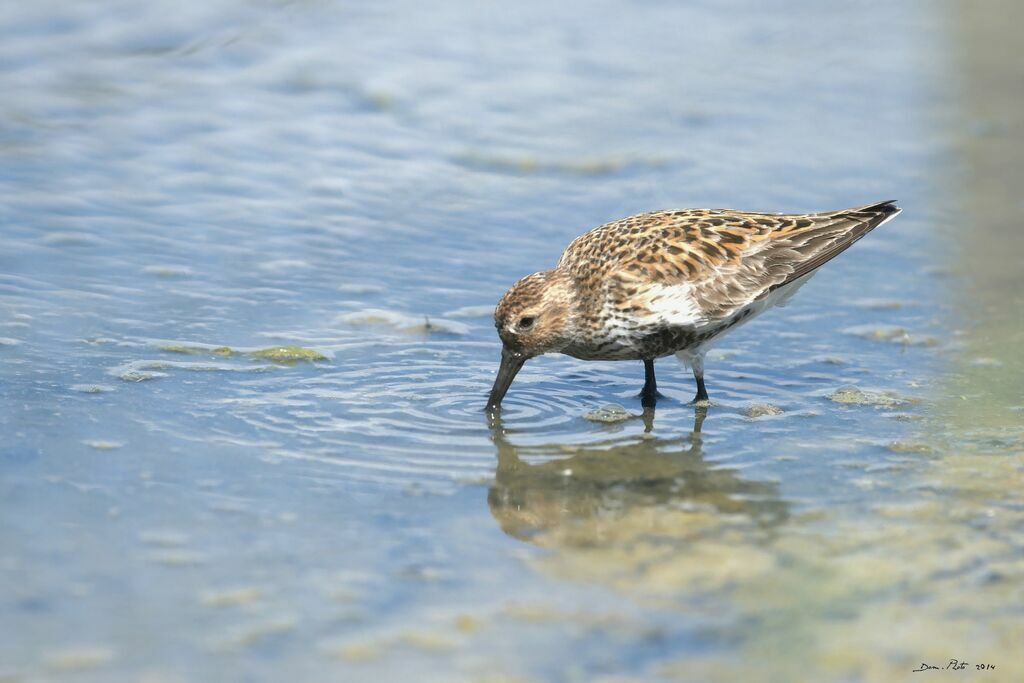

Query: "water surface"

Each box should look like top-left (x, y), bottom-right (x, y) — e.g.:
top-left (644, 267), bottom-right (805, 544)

top-left (2, 1), bottom-right (1022, 681)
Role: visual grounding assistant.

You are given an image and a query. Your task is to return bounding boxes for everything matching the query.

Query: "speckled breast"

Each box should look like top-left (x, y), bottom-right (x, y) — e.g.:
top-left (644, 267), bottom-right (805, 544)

top-left (564, 322), bottom-right (730, 361)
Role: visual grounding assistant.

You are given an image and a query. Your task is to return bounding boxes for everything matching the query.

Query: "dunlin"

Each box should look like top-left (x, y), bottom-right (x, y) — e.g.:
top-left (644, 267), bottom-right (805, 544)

top-left (486, 200), bottom-right (901, 411)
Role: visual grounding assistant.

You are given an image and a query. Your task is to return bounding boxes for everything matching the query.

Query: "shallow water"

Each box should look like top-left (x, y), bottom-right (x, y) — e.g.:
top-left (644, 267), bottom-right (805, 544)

top-left (2, 1), bottom-right (1022, 681)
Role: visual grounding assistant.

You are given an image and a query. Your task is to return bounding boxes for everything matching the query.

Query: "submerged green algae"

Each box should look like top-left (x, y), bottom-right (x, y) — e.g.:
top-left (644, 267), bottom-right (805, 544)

top-left (742, 403), bottom-right (784, 418)
top-left (582, 404), bottom-right (638, 423)
top-left (827, 386), bottom-right (917, 409)
top-left (118, 369), bottom-right (168, 382)
top-left (159, 343), bottom-right (327, 362)
top-left (159, 344), bottom-right (236, 356)
top-left (248, 346), bottom-right (327, 362)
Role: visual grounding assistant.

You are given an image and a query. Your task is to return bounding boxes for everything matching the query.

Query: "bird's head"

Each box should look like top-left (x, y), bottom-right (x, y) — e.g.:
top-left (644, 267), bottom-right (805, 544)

top-left (487, 269), bottom-right (577, 411)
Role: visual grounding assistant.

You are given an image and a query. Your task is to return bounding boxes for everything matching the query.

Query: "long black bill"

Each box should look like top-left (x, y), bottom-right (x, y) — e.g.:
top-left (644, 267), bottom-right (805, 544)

top-left (486, 347), bottom-right (527, 412)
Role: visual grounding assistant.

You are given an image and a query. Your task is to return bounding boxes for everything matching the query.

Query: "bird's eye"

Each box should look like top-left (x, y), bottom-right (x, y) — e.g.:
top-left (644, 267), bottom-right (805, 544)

top-left (517, 316), bottom-right (536, 331)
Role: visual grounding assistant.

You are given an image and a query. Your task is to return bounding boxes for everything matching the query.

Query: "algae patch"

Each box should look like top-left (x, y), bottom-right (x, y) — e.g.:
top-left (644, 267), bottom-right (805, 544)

top-left (160, 344), bottom-right (236, 356)
top-left (743, 403), bottom-right (784, 418)
top-left (583, 404), bottom-right (637, 423)
top-left (82, 440), bottom-right (124, 450)
top-left (158, 343), bottom-right (326, 363)
top-left (827, 386), bottom-right (918, 409)
top-left (249, 346), bottom-right (327, 362)
top-left (118, 369), bottom-right (168, 382)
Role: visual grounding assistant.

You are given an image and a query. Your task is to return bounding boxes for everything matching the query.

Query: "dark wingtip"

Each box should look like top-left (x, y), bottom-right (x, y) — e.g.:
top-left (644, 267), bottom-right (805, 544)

top-left (847, 200), bottom-right (902, 236)
top-left (866, 199), bottom-right (901, 216)
top-left (845, 200), bottom-right (901, 228)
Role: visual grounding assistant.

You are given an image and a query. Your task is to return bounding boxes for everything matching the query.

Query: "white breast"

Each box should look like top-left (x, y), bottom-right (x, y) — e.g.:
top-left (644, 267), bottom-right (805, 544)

top-left (633, 282), bottom-right (705, 327)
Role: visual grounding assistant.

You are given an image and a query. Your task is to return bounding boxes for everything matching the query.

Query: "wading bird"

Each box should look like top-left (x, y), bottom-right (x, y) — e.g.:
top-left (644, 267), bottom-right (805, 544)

top-left (486, 201), bottom-right (900, 411)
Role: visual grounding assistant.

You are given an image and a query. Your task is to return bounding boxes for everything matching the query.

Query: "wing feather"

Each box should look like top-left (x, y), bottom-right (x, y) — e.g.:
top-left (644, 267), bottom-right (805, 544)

top-left (559, 201), bottom-right (900, 327)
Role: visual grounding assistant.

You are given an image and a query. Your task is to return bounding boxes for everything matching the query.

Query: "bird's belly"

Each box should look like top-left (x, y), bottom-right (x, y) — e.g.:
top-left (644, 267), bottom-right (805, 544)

top-left (564, 323), bottom-right (714, 361)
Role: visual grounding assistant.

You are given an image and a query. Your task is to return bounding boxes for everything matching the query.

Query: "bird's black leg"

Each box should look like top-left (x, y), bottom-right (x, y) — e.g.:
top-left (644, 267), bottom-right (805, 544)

top-left (691, 352), bottom-right (709, 404)
top-left (641, 358), bottom-right (659, 408)
top-left (694, 374), bottom-right (708, 403)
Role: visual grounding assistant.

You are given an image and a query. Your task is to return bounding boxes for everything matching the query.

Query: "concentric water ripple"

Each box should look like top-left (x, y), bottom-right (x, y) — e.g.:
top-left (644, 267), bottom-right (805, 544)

top-left (198, 344), bottom-right (613, 488)
top-left (82, 322), bottom-right (933, 495)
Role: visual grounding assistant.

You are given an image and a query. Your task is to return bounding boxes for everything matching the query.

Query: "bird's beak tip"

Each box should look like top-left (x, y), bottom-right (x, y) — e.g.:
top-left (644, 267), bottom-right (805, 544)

top-left (485, 347), bottom-right (527, 411)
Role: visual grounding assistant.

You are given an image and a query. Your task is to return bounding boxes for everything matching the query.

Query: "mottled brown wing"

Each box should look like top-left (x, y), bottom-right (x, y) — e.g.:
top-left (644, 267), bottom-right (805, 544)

top-left (559, 208), bottom-right (769, 284)
top-left (559, 201), bottom-right (900, 321)
top-left (686, 200), bottom-right (901, 319)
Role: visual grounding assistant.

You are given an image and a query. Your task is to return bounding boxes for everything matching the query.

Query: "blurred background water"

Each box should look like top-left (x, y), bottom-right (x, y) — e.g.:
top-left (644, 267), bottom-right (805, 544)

top-left (1, 1), bottom-right (1022, 681)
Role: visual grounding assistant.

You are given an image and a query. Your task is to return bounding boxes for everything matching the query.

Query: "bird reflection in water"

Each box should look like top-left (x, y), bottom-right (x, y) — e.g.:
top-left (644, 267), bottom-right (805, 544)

top-left (487, 407), bottom-right (789, 545)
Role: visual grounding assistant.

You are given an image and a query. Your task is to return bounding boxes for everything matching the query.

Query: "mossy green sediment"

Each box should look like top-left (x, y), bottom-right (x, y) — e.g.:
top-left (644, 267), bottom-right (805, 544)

top-left (160, 344), bottom-right (233, 356)
top-left (248, 346), bottom-right (327, 362)
top-left (159, 343), bottom-right (326, 362)
top-left (827, 386), bottom-right (917, 409)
